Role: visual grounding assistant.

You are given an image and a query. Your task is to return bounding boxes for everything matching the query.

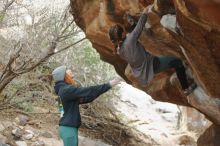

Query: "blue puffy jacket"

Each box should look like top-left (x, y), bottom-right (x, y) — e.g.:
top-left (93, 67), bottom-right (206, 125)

top-left (54, 81), bottom-right (111, 128)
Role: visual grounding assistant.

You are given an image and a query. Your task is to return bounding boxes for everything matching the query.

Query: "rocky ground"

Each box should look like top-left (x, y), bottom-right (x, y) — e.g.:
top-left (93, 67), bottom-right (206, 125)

top-left (0, 109), bottom-right (111, 146)
top-left (0, 83), bottom-right (211, 146)
top-left (0, 109), bottom-right (62, 146)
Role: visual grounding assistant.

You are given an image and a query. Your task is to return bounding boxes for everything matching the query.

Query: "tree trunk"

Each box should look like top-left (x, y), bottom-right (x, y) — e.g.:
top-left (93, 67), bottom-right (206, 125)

top-left (0, 73), bottom-right (17, 94)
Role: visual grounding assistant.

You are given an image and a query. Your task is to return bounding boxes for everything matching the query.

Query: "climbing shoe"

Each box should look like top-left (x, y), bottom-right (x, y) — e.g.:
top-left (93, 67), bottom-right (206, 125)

top-left (183, 83), bottom-right (197, 96)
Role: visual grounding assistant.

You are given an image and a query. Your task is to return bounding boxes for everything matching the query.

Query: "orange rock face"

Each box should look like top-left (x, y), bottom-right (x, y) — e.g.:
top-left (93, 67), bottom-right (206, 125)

top-left (197, 124), bottom-right (220, 146)
top-left (70, 0), bottom-right (220, 124)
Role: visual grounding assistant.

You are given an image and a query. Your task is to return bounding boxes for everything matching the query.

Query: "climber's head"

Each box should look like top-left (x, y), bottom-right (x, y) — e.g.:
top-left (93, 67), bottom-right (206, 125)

top-left (109, 24), bottom-right (126, 54)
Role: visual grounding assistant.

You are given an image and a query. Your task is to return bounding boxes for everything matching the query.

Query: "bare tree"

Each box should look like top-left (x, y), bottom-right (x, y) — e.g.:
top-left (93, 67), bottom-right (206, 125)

top-left (0, 1), bottom-right (86, 94)
top-left (0, 0), bottom-right (16, 25)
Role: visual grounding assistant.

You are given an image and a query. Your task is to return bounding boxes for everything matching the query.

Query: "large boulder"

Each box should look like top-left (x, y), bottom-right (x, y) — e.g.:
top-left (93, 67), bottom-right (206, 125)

top-left (70, 0), bottom-right (220, 125)
top-left (197, 124), bottom-right (220, 146)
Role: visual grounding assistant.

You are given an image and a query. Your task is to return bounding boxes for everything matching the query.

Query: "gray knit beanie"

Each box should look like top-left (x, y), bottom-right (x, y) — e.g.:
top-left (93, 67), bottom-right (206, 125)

top-left (52, 65), bottom-right (67, 82)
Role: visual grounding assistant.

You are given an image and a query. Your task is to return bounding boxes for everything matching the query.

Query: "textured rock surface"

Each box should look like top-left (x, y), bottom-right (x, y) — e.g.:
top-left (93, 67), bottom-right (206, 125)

top-left (179, 106), bottom-right (210, 133)
top-left (197, 124), bottom-right (220, 146)
top-left (70, 0), bottom-right (220, 124)
top-left (0, 134), bottom-right (8, 144)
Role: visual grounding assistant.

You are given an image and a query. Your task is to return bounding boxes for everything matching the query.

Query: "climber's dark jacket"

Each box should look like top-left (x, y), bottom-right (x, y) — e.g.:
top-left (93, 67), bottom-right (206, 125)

top-left (54, 81), bottom-right (111, 128)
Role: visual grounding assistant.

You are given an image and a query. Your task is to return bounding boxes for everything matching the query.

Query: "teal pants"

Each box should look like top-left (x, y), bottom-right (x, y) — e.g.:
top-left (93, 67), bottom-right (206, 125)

top-left (59, 126), bottom-right (78, 146)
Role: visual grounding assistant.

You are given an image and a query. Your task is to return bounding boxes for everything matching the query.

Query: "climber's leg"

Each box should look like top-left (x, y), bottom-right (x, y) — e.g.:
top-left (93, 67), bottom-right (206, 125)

top-left (154, 56), bottom-right (176, 73)
top-left (154, 56), bottom-right (189, 90)
top-left (168, 58), bottom-right (189, 90)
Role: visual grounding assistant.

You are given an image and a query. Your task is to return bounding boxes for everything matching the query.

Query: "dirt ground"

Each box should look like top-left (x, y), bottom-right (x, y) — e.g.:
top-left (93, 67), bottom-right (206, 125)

top-left (0, 107), bottom-right (62, 145)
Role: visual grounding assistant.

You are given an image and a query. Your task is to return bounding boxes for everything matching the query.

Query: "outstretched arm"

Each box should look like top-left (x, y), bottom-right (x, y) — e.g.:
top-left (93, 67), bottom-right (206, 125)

top-left (79, 77), bottom-right (122, 104)
top-left (62, 83), bottom-right (111, 104)
top-left (78, 83), bottom-right (111, 104)
top-left (63, 78), bottom-right (121, 104)
top-left (129, 6), bottom-right (151, 42)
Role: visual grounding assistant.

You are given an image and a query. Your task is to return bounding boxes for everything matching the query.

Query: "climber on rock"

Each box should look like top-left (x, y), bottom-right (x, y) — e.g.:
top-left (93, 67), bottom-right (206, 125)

top-left (52, 66), bottom-right (121, 146)
top-left (108, 6), bottom-right (196, 96)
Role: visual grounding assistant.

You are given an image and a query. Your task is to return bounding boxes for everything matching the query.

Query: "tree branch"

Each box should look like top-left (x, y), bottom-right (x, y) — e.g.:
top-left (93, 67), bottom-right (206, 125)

top-left (55, 37), bottom-right (86, 54)
top-left (0, 0), bottom-right (15, 21)
top-left (0, 43), bottom-right (23, 81)
top-left (14, 38), bottom-right (86, 75)
top-left (4, 0), bottom-right (16, 10)
top-left (60, 19), bottom-right (75, 36)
